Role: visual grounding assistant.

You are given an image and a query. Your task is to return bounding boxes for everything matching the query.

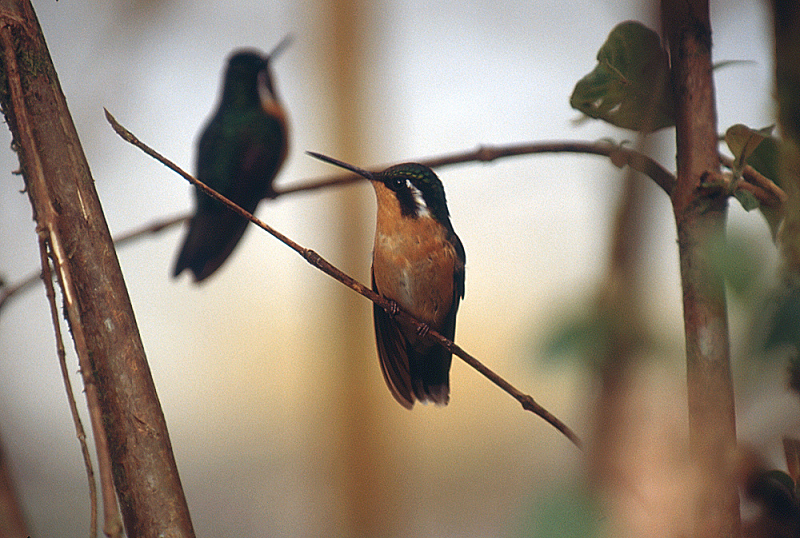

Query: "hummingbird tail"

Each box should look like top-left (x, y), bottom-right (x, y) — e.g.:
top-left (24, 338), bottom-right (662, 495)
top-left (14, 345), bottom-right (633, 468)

top-left (173, 211), bottom-right (250, 282)
top-left (409, 346), bottom-right (451, 406)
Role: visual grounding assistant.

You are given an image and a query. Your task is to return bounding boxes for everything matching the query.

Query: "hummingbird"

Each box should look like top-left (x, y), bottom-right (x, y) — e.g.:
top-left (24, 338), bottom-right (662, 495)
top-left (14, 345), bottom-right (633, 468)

top-left (308, 152), bottom-right (466, 409)
top-left (173, 37), bottom-right (291, 282)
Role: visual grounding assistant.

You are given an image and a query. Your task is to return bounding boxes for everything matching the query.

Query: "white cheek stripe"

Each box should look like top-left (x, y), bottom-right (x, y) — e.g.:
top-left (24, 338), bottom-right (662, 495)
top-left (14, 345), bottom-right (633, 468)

top-left (406, 180), bottom-right (432, 218)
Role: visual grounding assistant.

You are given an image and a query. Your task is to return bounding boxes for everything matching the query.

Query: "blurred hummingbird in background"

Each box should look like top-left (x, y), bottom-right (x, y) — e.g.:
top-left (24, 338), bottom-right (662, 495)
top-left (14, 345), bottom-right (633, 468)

top-left (173, 37), bottom-right (291, 282)
top-left (308, 152), bottom-right (466, 409)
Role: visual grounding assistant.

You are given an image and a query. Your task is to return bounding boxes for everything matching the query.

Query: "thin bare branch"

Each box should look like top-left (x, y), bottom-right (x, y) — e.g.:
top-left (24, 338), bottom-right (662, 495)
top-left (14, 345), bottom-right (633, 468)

top-left (37, 233), bottom-right (99, 538)
top-left (105, 109), bottom-right (582, 448)
top-left (279, 140), bottom-right (677, 197)
top-left (0, 213), bottom-right (187, 314)
top-left (3, 136), bottom-right (783, 314)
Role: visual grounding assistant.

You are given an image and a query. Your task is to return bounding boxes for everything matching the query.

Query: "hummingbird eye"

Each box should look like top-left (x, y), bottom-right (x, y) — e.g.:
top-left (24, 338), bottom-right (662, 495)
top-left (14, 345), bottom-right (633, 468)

top-left (386, 176), bottom-right (404, 191)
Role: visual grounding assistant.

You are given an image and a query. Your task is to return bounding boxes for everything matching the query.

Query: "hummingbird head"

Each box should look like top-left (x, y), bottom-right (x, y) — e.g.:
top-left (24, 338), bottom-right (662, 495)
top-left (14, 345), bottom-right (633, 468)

top-left (307, 152), bottom-right (452, 223)
top-left (221, 36), bottom-right (291, 108)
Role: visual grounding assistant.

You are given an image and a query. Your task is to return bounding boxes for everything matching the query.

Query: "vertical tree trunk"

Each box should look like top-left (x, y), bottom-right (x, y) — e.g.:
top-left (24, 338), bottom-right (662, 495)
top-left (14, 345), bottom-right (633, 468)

top-left (0, 1), bottom-right (194, 536)
top-left (0, 437), bottom-right (28, 538)
top-left (662, 1), bottom-right (740, 538)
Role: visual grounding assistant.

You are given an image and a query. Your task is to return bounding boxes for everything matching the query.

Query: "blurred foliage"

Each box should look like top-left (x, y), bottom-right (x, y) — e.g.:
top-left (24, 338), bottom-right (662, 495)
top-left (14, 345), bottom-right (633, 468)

top-left (570, 20), bottom-right (673, 132)
top-left (708, 229), bottom-right (768, 301)
top-left (517, 485), bottom-right (599, 538)
top-left (540, 295), bottom-right (650, 370)
top-left (764, 285), bottom-right (800, 354)
top-left (541, 303), bottom-right (610, 367)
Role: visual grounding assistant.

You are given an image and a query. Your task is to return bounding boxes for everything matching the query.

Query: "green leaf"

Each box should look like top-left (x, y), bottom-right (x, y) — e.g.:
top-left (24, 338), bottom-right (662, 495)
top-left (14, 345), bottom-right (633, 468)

top-left (570, 21), bottom-right (674, 132)
top-left (708, 231), bottom-right (765, 299)
top-left (746, 134), bottom-right (782, 187)
top-left (734, 189), bottom-right (760, 211)
top-left (764, 285), bottom-right (800, 353)
top-left (724, 124), bottom-right (783, 238)
top-left (725, 124), bottom-right (775, 171)
top-left (713, 59), bottom-right (756, 71)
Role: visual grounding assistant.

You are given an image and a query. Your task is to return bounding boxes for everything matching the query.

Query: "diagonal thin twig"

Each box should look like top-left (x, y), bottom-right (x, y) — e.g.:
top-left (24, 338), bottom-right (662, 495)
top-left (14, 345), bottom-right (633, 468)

top-left (5, 134), bottom-right (785, 313)
top-left (0, 139), bottom-right (673, 312)
top-left (718, 154), bottom-right (788, 205)
top-left (104, 108), bottom-right (582, 448)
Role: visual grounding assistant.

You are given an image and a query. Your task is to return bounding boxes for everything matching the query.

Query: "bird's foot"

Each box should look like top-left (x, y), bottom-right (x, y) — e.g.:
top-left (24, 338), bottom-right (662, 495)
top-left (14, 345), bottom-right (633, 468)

top-left (416, 323), bottom-right (430, 338)
top-left (385, 299), bottom-right (400, 316)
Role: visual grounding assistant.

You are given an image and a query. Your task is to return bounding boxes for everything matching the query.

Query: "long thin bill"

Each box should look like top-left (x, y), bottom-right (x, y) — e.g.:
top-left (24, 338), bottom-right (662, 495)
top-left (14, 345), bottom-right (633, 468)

top-left (268, 35), bottom-right (293, 61)
top-left (306, 151), bottom-right (375, 180)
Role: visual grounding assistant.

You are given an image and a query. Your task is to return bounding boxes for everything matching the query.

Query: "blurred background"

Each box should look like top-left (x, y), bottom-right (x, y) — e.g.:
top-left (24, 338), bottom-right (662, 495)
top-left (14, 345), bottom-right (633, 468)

top-left (0, 1), bottom-right (792, 537)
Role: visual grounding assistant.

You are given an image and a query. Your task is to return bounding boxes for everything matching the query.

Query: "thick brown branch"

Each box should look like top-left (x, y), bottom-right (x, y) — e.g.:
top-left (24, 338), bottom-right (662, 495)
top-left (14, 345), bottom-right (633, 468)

top-left (106, 110), bottom-right (582, 449)
top-left (0, 3), bottom-right (195, 536)
top-left (663, 1), bottom-right (740, 537)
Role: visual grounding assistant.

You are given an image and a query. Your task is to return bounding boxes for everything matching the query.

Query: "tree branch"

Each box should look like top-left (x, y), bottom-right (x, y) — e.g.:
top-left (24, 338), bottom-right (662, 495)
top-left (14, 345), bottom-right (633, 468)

top-left (278, 140), bottom-right (677, 197)
top-left (0, 2), bottom-right (195, 536)
top-left (662, 1), bottom-right (740, 537)
top-left (719, 154), bottom-right (788, 207)
top-left (0, 212), bottom-right (188, 313)
top-left (37, 234), bottom-right (101, 538)
top-left (105, 109), bottom-right (583, 448)
top-left (4, 135), bottom-right (788, 314)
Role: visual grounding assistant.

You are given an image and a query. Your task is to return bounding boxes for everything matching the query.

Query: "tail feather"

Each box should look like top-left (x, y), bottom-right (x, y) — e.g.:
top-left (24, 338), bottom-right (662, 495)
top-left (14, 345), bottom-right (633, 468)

top-left (409, 344), bottom-right (451, 406)
top-left (173, 210), bottom-right (249, 282)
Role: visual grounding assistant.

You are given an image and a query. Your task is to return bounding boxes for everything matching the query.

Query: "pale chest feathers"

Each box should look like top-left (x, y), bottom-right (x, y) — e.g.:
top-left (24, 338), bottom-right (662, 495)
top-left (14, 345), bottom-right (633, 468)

top-left (372, 210), bottom-right (458, 329)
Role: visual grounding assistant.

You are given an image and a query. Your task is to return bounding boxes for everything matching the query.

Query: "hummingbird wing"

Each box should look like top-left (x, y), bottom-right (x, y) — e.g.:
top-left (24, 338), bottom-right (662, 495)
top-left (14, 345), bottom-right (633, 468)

top-left (173, 107), bottom-right (287, 282)
top-left (372, 270), bottom-right (416, 409)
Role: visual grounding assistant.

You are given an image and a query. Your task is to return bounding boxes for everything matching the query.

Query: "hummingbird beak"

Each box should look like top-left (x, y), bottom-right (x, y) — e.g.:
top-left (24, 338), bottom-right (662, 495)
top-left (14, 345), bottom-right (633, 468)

top-left (267, 35), bottom-right (293, 62)
top-left (306, 151), bottom-right (376, 181)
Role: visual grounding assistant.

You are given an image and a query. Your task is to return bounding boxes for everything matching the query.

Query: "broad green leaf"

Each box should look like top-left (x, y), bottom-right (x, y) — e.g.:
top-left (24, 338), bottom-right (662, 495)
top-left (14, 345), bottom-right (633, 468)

top-left (725, 124), bottom-right (775, 171)
top-left (746, 134), bottom-right (782, 187)
top-left (570, 21), bottom-right (673, 132)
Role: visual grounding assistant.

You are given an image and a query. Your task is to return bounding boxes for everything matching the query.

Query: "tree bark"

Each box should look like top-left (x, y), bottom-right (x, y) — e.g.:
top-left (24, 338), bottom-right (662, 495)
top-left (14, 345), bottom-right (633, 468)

top-left (662, 1), bottom-right (740, 538)
top-left (0, 1), bottom-right (194, 536)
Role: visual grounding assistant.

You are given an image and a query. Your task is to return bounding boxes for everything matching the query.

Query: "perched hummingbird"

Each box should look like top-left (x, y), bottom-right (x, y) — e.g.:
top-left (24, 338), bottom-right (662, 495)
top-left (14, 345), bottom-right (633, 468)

top-left (173, 37), bottom-right (291, 282)
top-left (308, 152), bottom-right (466, 409)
